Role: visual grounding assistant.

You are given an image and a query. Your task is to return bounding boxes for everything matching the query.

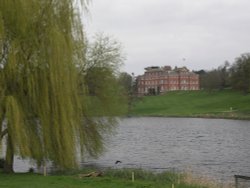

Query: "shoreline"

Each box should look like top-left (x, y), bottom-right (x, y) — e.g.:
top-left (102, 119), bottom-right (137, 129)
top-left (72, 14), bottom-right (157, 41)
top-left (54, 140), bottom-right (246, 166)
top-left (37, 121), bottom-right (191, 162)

top-left (127, 113), bottom-right (250, 121)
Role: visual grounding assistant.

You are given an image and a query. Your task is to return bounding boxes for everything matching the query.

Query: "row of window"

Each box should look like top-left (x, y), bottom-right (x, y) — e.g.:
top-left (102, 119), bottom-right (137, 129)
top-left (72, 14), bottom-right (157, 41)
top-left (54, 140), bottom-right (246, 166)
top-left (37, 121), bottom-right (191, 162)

top-left (145, 71), bottom-right (164, 76)
top-left (138, 86), bottom-right (199, 93)
top-left (140, 80), bottom-right (199, 85)
top-left (142, 75), bottom-right (198, 79)
top-left (141, 76), bottom-right (179, 80)
top-left (145, 71), bottom-right (193, 77)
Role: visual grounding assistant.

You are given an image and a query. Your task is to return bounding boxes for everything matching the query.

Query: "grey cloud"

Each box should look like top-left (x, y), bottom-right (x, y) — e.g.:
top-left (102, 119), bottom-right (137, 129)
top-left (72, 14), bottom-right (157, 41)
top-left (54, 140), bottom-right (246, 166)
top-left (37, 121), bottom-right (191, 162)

top-left (85, 0), bottom-right (250, 75)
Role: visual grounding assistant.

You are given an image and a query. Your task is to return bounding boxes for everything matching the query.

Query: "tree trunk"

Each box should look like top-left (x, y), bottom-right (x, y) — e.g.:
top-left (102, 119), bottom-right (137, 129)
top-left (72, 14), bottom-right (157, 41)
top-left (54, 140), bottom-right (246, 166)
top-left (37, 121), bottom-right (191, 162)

top-left (3, 135), bottom-right (14, 173)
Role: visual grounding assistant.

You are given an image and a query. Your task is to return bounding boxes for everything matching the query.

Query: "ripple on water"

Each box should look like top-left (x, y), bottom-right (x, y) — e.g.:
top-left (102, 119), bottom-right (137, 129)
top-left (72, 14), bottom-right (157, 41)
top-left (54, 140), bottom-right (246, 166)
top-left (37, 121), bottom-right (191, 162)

top-left (11, 117), bottom-right (250, 183)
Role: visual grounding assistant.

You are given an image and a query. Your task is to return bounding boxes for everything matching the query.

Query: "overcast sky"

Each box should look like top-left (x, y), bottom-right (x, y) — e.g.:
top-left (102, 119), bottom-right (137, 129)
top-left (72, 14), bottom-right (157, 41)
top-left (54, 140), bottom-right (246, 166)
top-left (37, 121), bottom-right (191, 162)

top-left (84, 0), bottom-right (250, 75)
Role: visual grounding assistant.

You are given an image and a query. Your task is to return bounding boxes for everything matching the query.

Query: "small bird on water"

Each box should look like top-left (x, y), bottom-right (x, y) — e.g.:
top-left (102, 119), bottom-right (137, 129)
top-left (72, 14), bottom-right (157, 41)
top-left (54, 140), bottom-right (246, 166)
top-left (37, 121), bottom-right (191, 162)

top-left (115, 160), bottom-right (122, 164)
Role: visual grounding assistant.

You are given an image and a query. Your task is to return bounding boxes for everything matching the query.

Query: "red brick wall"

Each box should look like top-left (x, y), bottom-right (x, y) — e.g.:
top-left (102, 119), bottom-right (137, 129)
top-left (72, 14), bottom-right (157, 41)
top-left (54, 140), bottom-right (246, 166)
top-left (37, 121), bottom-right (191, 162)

top-left (137, 68), bottom-right (199, 95)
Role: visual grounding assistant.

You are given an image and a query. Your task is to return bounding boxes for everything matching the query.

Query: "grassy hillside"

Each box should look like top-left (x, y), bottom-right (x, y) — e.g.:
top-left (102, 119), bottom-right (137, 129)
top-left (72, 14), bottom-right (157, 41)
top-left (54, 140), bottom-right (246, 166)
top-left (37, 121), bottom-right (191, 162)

top-left (130, 90), bottom-right (250, 119)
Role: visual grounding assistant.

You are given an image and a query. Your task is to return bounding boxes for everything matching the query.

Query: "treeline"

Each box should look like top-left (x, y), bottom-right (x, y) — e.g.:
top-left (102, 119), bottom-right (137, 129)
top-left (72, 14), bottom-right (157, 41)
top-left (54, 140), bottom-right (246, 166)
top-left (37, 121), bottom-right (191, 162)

top-left (195, 53), bottom-right (250, 93)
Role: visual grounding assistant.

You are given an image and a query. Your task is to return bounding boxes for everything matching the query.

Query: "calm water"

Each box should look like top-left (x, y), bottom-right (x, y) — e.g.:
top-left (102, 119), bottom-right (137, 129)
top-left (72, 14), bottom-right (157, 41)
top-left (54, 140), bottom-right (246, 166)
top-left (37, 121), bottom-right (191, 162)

top-left (82, 117), bottom-right (250, 183)
top-left (2, 117), bottom-right (250, 183)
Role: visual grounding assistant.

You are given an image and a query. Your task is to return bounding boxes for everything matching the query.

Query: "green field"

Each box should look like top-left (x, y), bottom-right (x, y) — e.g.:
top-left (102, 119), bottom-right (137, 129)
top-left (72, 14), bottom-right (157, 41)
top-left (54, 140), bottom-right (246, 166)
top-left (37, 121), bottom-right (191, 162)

top-left (0, 169), bottom-right (209, 188)
top-left (130, 90), bottom-right (250, 119)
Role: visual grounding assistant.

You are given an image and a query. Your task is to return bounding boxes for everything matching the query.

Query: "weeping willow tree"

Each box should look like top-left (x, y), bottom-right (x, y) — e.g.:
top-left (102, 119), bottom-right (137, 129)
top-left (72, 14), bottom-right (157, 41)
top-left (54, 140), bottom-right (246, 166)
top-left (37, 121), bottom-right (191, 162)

top-left (0, 0), bottom-right (125, 173)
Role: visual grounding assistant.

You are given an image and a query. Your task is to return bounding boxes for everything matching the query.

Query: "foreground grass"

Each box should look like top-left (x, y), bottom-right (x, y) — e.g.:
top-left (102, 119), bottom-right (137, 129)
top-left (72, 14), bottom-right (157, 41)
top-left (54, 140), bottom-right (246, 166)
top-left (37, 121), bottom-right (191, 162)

top-left (0, 169), bottom-right (209, 188)
top-left (130, 90), bottom-right (250, 119)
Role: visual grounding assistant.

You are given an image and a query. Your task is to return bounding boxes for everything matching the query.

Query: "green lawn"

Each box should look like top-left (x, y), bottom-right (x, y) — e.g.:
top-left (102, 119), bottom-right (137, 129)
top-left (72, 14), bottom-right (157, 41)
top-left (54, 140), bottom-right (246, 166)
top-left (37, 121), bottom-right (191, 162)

top-left (130, 90), bottom-right (250, 119)
top-left (0, 169), bottom-right (207, 188)
top-left (0, 173), bottom-right (146, 188)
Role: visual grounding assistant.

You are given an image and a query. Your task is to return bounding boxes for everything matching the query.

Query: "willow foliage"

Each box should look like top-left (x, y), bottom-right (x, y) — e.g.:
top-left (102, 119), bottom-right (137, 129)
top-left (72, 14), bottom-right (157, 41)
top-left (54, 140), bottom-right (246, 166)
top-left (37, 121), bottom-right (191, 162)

top-left (0, 0), bottom-right (123, 171)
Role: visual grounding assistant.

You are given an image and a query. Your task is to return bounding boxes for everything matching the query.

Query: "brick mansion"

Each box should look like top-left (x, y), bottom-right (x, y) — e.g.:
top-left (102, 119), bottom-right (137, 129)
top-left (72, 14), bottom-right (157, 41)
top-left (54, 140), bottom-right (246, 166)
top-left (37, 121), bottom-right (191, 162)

top-left (136, 66), bottom-right (199, 95)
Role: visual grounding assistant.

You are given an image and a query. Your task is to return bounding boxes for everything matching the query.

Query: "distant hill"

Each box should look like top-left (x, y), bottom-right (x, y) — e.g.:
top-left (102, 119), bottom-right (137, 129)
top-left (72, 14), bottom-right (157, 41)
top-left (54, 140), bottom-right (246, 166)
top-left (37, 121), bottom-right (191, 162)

top-left (130, 90), bottom-right (250, 120)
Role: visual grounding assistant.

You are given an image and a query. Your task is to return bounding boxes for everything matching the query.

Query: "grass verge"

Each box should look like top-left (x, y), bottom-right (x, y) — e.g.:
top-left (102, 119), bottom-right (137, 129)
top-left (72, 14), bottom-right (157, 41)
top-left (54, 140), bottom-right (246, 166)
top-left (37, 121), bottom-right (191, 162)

top-left (0, 168), bottom-right (223, 188)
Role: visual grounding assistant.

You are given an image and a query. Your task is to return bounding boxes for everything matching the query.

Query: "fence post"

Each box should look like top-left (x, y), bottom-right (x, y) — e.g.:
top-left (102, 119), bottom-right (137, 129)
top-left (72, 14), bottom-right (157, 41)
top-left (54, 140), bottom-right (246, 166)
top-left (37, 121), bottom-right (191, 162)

top-left (132, 171), bottom-right (134, 182)
top-left (235, 175), bottom-right (238, 188)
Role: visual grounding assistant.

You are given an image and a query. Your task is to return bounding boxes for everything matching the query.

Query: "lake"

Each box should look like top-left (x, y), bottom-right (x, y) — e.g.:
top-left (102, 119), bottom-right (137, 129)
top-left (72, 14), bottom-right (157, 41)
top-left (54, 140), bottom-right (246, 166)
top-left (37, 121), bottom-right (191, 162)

top-left (82, 117), bottom-right (250, 183)
top-left (3, 117), bottom-right (250, 183)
